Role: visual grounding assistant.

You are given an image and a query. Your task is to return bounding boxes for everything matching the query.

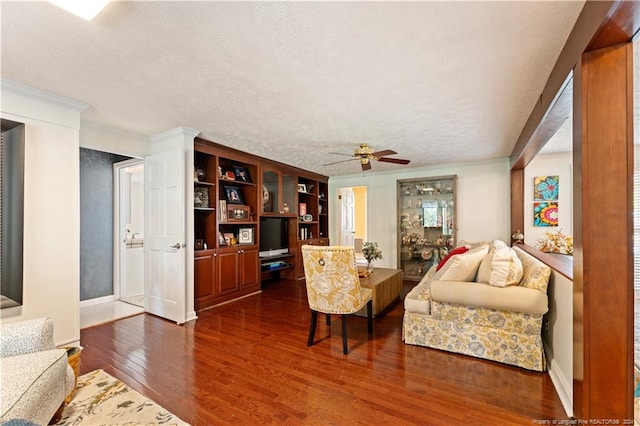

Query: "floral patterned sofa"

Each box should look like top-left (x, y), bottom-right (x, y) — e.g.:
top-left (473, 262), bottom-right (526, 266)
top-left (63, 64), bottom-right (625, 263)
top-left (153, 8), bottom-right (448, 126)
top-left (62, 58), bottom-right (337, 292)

top-left (0, 318), bottom-right (75, 424)
top-left (403, 241), bottom-right (551, 371)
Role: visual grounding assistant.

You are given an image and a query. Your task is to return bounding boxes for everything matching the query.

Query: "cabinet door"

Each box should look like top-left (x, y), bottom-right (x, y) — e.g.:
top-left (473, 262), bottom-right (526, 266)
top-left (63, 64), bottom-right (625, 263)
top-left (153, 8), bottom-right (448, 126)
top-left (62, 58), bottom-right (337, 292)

top-left (194, 250), bottom-right (216, 310)
top-left (217, 249), bottom-right (240, 296)
top-left (282, 173), bottom-right (297, 215)
top-left (262, 169), bottom-right (279, 214)
top-left (239, 247), bottom-right (260, 290)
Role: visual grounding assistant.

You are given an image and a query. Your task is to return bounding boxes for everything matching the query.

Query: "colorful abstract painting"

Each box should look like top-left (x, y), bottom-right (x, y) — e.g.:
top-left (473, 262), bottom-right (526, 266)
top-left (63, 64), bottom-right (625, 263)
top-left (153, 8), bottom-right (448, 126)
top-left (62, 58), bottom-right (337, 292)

top-left (534, 202), bottom-right (559, 227)
top-left (534, 175), bottom-right (559, 201)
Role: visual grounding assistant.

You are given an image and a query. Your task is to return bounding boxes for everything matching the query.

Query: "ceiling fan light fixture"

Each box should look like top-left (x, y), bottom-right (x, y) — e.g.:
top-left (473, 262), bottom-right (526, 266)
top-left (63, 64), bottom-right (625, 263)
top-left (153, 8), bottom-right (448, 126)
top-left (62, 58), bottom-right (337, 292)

top-left (48, 0), bottom-right (110, 20)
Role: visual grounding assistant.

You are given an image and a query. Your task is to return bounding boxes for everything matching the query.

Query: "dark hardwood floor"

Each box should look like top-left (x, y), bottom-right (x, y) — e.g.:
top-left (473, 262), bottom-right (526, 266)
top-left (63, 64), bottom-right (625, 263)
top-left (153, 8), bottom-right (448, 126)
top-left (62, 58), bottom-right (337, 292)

top-left (79, 279), bottom-right (567, 425)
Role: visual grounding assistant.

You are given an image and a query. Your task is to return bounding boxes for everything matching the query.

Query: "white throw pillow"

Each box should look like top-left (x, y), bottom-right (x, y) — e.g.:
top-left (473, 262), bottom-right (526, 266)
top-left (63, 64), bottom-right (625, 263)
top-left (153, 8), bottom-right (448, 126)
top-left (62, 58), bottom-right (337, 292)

top-left (436, 245), bottom-right (489, 282)
top-left (477, 245), bottom-right (523, 287)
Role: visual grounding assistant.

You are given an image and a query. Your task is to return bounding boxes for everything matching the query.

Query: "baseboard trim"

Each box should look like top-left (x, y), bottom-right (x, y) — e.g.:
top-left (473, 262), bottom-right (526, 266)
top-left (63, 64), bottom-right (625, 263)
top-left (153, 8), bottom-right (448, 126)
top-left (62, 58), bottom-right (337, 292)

top-left (545, 342), bottom-right (573, 418)
top-left (186, 310), bottom-right (198, 323)
top-left (79, 295), bottom-right (115, 308)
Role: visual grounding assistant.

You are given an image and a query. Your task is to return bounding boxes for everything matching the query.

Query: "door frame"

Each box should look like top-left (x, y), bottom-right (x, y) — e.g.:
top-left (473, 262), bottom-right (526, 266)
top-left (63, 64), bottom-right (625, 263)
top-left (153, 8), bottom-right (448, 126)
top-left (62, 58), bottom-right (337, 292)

top-left (113, 158), bottom-right (144, 304)
top-left (338, 185), bottom-right (368, 248)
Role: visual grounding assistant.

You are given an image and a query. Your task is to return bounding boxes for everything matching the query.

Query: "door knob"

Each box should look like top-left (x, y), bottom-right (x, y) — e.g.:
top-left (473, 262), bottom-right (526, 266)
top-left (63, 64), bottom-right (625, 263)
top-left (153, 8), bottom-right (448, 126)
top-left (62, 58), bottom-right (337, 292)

top-left (170, 243), bottom-right (182, 249)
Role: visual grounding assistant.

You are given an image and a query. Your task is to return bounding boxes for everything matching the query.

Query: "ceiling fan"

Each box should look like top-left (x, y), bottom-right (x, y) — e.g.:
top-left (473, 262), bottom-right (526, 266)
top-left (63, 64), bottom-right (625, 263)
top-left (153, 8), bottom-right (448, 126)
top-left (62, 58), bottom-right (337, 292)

top-left (324, 143), bottom-right (411, 171)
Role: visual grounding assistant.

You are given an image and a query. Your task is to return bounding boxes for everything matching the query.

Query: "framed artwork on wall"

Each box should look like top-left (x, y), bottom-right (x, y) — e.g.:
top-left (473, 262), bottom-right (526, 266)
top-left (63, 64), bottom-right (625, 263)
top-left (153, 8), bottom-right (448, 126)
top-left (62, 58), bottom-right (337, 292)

top-left (534, 202), bottom-right (559, 227)
top-left (534, 175), bottom-right (559, 201)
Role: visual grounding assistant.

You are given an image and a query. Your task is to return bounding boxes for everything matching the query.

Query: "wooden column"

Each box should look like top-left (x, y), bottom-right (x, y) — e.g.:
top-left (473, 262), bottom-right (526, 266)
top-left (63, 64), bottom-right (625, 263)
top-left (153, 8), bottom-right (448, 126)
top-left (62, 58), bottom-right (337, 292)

top-left (572, 41), bottom-right (634, 419)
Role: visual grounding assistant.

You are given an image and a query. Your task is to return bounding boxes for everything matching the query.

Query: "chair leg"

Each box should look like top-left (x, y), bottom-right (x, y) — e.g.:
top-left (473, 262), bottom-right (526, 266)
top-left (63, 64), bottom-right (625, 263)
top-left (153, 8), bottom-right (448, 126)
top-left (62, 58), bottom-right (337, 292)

top-left (307, 310), bottom-right (318, 346)
top-left (326, 314), bottom-right (331, 326)
top-left (342, 314), bottom-right (348, 354)
top-left (367, 300), bottom-right (373, 334)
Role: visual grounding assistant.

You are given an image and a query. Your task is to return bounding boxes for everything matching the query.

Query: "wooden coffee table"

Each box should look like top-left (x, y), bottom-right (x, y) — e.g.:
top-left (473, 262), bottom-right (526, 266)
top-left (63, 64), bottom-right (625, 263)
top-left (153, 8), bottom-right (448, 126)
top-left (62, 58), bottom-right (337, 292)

top-left (354, 267), bottom-right (403, 318)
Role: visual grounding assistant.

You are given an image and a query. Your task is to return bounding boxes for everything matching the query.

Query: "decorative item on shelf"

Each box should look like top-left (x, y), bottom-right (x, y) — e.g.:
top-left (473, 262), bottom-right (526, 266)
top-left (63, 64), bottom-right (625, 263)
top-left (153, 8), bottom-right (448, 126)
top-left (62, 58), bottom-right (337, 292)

top-left (536, 228), bottom-right (573, 255)
top-left (307, 184), bottom-right (314, 193)
top-left (319, 191), bottom-right (325, 200)
top-left (194, 166), bottom-right (205, 182)
top-left (362, 241), bottom-right (382, 273)
top-left (512, 230), bottom-right (524, 244)
top-left (194, 187), bottom-right (209, 208)
top-left (421, 249), bottom-right (433, 260)
top-left (299, 203), bottom-right (307, 216)
top-left (224, 233), bottom-right (235, 245)
top-left (282, 202), bottom-right (290, 213)
top-left (238, 227), bottom-right (254, 244)
top-left (195, 239), bottom-right (204, 250)
top-left (224, 186), bottom-right (244, 204)
top-left (318, 205), bottom-right (323, 215)
top-left (302, 214), bottom-right (313, 222)
top-left (433, 236), bottom-right (445, 264)
top-left (262, 185), bottom-right (271, 211)
top-left (218, 232), bottom-right (227, 246)
top-left (297, 183), bottom-right (307, 193)
top-left (227, 205), bottom-right (250, 221)
top-left (232, 165), bottom-right (252, 183)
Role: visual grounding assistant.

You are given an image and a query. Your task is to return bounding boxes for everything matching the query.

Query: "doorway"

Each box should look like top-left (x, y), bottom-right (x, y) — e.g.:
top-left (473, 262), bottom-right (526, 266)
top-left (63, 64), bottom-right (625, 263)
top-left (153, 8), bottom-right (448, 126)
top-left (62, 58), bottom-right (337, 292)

top-left (114, 159), bottom-right (145, 308)
top-left (338, 186), bottom-right (367, 250)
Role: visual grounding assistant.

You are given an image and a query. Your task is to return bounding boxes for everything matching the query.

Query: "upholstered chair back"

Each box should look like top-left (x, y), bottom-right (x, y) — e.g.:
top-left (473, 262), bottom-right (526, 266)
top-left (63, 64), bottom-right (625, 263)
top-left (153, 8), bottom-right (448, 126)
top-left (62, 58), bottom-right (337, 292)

top-left (301, 245), bottom-right (370, 315)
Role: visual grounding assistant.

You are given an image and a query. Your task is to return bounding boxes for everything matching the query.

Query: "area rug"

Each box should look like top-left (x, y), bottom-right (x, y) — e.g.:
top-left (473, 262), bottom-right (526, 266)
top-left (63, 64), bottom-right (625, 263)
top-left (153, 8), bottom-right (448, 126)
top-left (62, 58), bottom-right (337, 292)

top-left (53, 369), bottom-right (189, 425)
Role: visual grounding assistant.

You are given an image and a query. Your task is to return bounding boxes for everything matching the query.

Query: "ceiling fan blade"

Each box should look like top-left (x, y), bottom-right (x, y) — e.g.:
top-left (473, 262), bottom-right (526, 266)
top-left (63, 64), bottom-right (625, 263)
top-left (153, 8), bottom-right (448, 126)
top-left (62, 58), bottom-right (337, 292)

top-left (323, 158), bottom-right (359, 166)
top-left (378, 157), bottom-right (410, 165)
top-left (361, 161), bottom-right (372, 171)
top-left (328, 152), bottom-right (355, 157)
top-left (371, 149), bottom-right (397, 157)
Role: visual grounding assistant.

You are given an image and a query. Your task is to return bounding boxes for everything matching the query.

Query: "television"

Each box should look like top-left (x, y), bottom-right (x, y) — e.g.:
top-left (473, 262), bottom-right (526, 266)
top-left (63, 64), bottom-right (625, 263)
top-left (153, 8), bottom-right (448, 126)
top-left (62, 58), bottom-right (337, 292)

top-left (259, 217), bottom-right (289, 257)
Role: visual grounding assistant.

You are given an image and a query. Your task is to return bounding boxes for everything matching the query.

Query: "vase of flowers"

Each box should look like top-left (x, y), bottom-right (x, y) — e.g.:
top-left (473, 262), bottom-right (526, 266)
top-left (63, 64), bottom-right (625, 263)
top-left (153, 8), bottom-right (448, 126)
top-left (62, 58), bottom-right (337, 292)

top-left (362, 242), bottom-right (382, 273)
top-left (536, 228), bottom-right (573, 255)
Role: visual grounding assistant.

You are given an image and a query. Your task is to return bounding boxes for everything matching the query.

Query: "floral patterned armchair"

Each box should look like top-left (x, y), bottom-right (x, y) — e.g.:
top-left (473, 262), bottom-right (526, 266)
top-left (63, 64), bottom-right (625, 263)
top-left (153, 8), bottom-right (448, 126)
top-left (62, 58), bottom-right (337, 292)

top-left (301, 245), bottom-right (373, 354)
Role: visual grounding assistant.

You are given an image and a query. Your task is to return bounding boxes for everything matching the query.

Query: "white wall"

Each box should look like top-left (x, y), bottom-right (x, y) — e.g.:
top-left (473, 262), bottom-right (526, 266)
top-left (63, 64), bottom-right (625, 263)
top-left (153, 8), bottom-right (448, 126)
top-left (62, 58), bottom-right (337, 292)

top-left (545, 271), bottom-right (574, 417)
top-left (80, 121), bottom-right (149, 158)
top-left (524, 152), bottom-right (572, 246)
top-left (1, 80), bottom-right (86, 346)
top-left (329, 158), bottom-right (511, 268)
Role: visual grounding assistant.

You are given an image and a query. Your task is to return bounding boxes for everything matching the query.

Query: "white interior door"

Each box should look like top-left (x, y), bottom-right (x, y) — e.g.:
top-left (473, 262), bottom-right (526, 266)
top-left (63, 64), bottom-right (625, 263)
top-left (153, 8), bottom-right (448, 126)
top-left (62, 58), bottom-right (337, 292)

top-left (339, 187), bottom-right (355, 247)
top-left (144, 149), bottom-right (186, 324)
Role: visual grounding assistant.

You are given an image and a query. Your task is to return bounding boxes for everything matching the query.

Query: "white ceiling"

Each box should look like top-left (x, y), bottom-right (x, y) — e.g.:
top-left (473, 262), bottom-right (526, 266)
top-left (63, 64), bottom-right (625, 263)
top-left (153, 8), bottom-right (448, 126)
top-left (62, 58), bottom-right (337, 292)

top-left (1, 1), bottom-right (585, 176)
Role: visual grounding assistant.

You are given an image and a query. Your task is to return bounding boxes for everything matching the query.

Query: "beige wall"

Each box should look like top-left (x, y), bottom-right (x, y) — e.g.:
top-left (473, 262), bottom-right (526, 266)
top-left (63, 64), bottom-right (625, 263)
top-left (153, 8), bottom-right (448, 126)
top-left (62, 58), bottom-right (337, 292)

top-left (1, 80), bottom-right (85, 346)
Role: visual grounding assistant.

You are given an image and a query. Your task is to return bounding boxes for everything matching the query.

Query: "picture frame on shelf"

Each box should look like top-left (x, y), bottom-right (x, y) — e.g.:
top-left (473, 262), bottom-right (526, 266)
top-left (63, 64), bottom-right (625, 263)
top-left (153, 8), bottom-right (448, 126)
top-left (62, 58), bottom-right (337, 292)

top-left (194, 187), bottom-right (209, 208)
top-left (195, 239), bottom-right (204, 250)
top-left (224, 186), bottom-right (244, 204)
top-left (297, 183), bottom-right (307, 193)
top-left (219, 200), bottom-right (227, 221)
top-left (299, 203), bottom-right (307, 216)
top-left (224, 233), bottom-right (235, 245)
top-left (227, 205), bottom-right (250, 221)
top-left (218, 232), bottom-right (227, 246)
top-left (238, 227), bottom-right (254, 244)
top-left (232, 165), bottom-right (252, 183)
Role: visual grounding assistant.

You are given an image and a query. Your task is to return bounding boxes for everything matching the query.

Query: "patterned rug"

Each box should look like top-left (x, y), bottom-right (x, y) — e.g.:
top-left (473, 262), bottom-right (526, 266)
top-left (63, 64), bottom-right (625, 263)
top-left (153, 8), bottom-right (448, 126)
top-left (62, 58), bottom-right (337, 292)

top-left (52, 369), bottom-right (189, 425)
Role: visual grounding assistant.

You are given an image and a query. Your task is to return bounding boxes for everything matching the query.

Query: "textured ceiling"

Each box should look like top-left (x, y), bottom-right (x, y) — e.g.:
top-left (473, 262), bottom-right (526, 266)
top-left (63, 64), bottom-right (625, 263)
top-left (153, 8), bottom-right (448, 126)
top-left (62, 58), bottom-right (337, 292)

top-left (1, 1), bottom-right (585, 176)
